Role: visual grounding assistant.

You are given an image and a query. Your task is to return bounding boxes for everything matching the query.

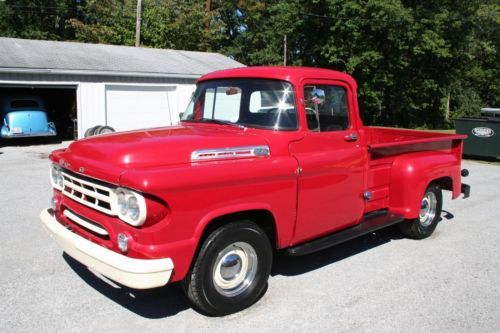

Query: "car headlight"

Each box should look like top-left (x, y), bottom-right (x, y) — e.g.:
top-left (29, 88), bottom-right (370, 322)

top-left (50, 164), bottom-right (64, 190)
top-left (113, 187), bottom-right (147, 226)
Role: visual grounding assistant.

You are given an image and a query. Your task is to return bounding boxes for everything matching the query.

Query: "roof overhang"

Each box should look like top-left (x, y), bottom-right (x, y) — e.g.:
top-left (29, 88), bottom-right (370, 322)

top-left (0, 67), bottom-right (202, 79)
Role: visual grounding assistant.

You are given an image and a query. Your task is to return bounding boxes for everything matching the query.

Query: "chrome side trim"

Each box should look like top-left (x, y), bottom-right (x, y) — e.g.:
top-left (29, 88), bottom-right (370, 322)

top-left (191, 145), bottom-right (270, 162)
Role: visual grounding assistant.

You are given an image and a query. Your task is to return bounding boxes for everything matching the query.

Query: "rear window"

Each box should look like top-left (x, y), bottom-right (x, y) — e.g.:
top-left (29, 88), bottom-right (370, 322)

top-left (11, 100), bottom-right (39, 108)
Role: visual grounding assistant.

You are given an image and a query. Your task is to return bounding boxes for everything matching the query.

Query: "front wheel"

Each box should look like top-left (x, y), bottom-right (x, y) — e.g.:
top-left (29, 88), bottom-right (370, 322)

top-left (182, 221), bottom-right (272, 316)
top-left (399, 184), bottom-right (443, 239)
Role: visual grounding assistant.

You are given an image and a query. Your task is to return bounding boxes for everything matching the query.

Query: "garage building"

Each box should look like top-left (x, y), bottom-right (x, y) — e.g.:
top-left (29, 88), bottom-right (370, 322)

top-left (0, 37), bottom-right (243, 139)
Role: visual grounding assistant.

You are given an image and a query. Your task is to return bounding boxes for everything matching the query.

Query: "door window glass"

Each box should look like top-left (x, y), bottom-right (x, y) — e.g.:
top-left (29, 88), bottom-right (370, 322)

top-left (304, 85), bottom-right (349, 131)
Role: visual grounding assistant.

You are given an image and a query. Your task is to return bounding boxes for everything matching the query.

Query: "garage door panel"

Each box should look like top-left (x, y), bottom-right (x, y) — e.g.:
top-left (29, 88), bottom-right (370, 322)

top-left (106, 85), bottom-right (174, 132)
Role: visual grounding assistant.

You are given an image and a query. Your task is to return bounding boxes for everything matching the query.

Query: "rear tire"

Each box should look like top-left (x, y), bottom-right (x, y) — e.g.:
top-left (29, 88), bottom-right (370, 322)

top-left (84, 126), bottom-right (95, 138)
top-left (182, 221), bottom-right (272, 316)
top-left (96, 126), bottom-right (115, 135)
top-left (399, 184), bottom-right (442, 239)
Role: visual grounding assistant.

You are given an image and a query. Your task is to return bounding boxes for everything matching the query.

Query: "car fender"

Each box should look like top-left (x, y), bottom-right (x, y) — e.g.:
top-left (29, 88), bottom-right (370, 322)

top-left (194, 202), bottom-right (276, 243)
top-left (389, 151), bottom-right (461, 219)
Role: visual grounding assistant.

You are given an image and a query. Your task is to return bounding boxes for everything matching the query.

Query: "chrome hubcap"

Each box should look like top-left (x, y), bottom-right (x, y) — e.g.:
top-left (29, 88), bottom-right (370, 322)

top-left (213, 242), bottom-right (258, 297)
top-left (419, 192), bottom-right (437, 227)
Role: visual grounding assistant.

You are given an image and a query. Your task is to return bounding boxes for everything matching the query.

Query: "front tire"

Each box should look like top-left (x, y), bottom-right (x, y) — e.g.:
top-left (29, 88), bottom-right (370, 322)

top-left (399, 184), bottom-right (442, 239)
top-left (183, 221), bottom-right (272, 316)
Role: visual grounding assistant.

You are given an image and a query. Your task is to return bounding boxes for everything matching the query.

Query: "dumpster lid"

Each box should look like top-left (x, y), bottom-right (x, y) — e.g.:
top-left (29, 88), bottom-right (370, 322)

top-left (480, 108), bottom-right (500, 117)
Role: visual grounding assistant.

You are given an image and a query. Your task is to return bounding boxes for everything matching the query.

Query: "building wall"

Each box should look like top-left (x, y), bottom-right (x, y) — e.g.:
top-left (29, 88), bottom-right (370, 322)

top-left (0, 73), bottom-right (197, 139)
top-left (79, 82), bottom-right (196, 138)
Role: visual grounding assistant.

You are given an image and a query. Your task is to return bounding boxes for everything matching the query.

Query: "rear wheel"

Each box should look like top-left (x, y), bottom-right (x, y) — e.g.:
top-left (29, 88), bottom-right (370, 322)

top-left (183, 221), bottom-right (272, 316)
top-left (84, 126), bottom-right (96, 138)
top-left (95, 126), bottom-right (115, 135)
top-left (399, 184), bottom-right (442, 239)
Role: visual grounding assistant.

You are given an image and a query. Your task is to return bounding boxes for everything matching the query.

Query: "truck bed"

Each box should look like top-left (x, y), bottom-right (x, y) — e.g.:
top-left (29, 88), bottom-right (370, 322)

top-left (364, 127), bottom-right (467, 214)
top-left (366, 127), bottom-right (466, 150)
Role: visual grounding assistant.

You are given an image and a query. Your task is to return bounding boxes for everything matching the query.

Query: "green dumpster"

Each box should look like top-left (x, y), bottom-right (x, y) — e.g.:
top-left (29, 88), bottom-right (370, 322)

top-left (455, 109), bottom-right (500, 158)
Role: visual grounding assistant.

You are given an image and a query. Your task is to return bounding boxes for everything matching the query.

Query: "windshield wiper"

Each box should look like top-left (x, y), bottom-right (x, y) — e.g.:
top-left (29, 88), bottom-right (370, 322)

top-left (199, 118), bottom-right (246, 129)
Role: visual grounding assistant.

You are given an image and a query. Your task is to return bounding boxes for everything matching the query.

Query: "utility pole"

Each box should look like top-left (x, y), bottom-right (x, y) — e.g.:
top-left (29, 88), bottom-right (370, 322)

top-left (283, 35), bottom-right (287, 66)
top-left (205, 0), bottom-right (212, 30)
top-left (135, 0), bottom-right (142, 47)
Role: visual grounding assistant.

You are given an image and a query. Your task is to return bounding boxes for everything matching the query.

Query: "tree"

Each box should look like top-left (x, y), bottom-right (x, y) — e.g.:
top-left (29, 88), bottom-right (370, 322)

top-left (67, 0), bottom-right (136, 45)
top-left (0, 0), bottom-right (75, 40)
top-left (0, 0), bottom-right (497, 129)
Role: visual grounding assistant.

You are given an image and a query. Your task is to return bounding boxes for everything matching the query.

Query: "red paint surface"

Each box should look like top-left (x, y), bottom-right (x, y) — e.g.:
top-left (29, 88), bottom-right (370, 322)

top-left (48, 67), bottom-right (466, 282)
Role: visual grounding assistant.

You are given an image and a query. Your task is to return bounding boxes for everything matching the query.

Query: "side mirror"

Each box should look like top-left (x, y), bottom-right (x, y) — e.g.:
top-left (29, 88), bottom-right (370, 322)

top-left (311, 88), bottom-right (325, 105)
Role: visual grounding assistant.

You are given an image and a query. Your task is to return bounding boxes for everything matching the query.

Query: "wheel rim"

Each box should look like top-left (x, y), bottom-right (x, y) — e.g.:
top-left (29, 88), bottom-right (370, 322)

top-left (419, 191), bottom-right (437, 227)
top-left (213, 242), bottom-right (258, 297)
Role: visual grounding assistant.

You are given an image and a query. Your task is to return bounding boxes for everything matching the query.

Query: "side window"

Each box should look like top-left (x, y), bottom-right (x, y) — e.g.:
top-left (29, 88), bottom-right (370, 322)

top-left (304, 85), bottom-right (349, 132)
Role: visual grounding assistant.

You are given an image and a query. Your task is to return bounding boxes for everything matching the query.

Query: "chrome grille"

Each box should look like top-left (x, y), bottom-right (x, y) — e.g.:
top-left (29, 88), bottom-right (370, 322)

top-left (61, 170), bottom-right (115, 216)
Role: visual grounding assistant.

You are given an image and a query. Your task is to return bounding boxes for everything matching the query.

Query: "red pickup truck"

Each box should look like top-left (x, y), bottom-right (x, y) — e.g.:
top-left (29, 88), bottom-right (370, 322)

top-left (40, 67), bottom-right (470, 316)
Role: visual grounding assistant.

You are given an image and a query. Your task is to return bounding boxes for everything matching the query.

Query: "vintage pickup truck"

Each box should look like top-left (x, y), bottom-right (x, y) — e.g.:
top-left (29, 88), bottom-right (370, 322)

top-left (40, 67), bottom-right (470, 316)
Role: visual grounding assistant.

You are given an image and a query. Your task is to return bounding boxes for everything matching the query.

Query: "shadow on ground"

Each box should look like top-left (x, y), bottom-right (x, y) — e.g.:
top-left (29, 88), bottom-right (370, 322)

top-left (63, 253), bottom-right (191, 318)
top-left (0, 137), bottom-right (62, 147)
top-left (273, 212), bottom-right (454, 277)
top-left (63, 212), bottom-right (455, 318)
top-left (272, 225), bottom-right (404, 277)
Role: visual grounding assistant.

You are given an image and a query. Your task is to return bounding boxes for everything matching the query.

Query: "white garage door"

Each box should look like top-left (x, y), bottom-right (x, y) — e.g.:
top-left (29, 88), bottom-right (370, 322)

top-left (105, 85), bottom-right (174, 132)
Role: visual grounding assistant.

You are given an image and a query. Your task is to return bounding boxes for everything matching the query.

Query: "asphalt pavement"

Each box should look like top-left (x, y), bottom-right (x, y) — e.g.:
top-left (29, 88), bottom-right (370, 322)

top-left (0, 141), bottom-right (499, 332)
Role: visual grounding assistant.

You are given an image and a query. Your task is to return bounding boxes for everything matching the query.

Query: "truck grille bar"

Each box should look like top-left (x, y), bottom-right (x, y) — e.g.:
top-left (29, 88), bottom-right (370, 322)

top-left (63, 209), bottom-right (109, 236)
top-left (61, 170), bottom-right (115, 216)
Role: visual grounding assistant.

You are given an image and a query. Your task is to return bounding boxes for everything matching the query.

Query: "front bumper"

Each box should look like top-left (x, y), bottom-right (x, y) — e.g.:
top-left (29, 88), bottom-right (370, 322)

top-left (40, 208), bottom-right (174, 289)
top-left (1, 132), bottom-right (57, 138)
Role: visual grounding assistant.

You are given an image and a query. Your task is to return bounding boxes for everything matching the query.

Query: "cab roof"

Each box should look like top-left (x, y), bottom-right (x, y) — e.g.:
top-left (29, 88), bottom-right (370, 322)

top-left (198, 66), bottom-right (357, 89)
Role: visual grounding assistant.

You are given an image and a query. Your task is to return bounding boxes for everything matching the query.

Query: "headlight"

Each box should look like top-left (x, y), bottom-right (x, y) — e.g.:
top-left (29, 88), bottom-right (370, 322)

top-left (50, 164), bottom-right (64, 190)
top-left (113, 187), bottom-right (147, 226)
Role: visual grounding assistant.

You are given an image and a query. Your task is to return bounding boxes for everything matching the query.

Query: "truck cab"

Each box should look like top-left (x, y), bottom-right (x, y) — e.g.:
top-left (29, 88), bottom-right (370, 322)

top-left (40, 67), bottom-right (469, 316)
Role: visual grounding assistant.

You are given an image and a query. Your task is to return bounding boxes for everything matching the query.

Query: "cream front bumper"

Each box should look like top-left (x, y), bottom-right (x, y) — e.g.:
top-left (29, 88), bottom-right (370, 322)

top-left (39, 208), bottom-right (174, 289)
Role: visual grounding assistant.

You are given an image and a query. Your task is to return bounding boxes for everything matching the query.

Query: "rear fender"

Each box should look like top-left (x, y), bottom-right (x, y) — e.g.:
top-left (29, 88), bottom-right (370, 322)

top-left (389, 152), bottom-right (461, 219)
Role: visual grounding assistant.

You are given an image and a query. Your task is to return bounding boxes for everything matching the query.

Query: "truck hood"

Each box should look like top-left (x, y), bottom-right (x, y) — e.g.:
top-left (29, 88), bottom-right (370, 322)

top-left (51, 125), bottom-right (268, 184)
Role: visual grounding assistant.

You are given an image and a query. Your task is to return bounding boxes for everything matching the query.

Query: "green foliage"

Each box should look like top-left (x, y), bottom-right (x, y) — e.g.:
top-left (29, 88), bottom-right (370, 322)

top-left (67, 0), bottom-right (136, 45)
top-left (0, 0), bottom-right (74, 40)
top-left (0, 0), bottom-right (498, 129)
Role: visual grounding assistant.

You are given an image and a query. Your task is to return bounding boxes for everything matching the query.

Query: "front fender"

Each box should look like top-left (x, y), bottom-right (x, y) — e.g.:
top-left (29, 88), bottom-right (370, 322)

top-left (194, 203), bottom-right (275, 241)
top-left (389, 151), bottom-right (461, 219)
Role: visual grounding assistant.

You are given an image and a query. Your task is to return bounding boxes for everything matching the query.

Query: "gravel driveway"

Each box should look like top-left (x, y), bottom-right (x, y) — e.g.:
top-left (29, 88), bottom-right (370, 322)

top-left (0, 142), bottom-right (499, 332)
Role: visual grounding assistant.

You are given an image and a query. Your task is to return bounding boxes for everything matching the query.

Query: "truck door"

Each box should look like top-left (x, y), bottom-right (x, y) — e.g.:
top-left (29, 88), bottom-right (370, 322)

top-left (290, 80), bottom-right (366, 243)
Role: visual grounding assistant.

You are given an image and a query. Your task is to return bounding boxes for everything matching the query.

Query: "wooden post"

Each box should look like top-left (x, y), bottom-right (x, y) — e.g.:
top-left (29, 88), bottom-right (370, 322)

top-left (205, 0), bottom-right (212, 30)
top-left (283, 35), bottom-right (287, 66)
top-left (446, 93), bottom-right (450, 122)
top-left (135, 0), bottom-right (142, 47)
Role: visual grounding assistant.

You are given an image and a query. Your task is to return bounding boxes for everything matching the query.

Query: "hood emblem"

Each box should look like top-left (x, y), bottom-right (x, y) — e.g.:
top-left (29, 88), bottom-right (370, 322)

top-left (79, 167), bottom-right (85, 173)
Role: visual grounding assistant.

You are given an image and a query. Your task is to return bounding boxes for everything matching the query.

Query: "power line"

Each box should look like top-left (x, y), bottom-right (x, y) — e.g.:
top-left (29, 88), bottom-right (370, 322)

top-left (302, 12), bottom-right (474, 23)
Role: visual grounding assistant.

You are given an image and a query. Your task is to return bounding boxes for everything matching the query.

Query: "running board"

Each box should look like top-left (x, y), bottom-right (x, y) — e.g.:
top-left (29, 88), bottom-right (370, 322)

top-left (285, 212), bottom-right (405, 256)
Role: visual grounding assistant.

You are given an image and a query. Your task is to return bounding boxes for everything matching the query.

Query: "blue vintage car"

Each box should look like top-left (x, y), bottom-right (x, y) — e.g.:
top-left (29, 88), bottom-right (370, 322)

top-left (1, 96), bottom-right (57, 138)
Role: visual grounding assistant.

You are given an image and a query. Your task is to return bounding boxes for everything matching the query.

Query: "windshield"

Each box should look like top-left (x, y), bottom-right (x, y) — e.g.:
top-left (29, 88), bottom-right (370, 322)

top-left (182, 79), bottom-right (297, 130)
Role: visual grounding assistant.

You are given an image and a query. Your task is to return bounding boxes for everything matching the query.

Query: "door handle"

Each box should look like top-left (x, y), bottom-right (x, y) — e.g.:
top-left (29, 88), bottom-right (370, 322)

top-left (344, 133), bottom-right (358, 142)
